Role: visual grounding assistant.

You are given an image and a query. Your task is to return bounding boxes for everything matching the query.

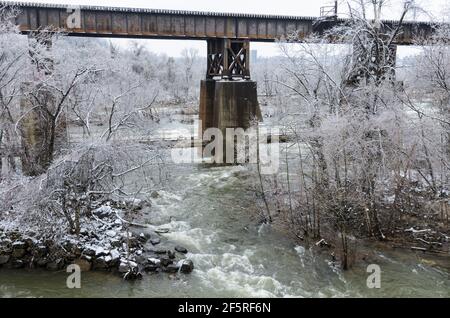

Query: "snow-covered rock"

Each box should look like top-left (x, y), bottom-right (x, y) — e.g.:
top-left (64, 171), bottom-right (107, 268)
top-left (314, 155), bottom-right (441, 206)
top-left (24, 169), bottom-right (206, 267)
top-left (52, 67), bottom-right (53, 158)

top-left (105, 230), bottom-right (117, 238)
top-left (147, 258), bottom-right (161, 266)
top-left (95, 246), bottom-right (107, 257)
top-left (93, 206), bottom-right (113, 218)
top-left (118, 261), bottom-right (129, 273)
top-left (110, 249), bottom-right (120, 262)
top-left (118, 259), bottom-right (138, 273)
top-left (179, 259), bottom-right (194, 274)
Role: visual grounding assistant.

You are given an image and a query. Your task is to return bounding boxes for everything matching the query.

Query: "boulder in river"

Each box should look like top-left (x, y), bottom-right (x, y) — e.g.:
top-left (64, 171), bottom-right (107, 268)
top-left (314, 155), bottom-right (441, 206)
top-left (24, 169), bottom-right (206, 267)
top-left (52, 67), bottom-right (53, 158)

top-left (95, 246), bottom-right (108, 257)
top-left (144, 259), bottom-right (160, 272)
top-left (121, 235), bottom-right (140, 248)
top-left (11, 241), bottom-right (26, 258)
top-left (0, 255), bottom-right (10, 265)
top-left (147, 258), bottom-right (161, 266)
top-left (74, 258), bottom-right (92, 272)
top-left (12, 259), bottom-right (25, 269)
top-left (144, 264), bottom-right (159, 272)
top-left (163, 264), bottom-right (179, 273)
top-left (83, 246), bottom-right (96, 257)
top-left (123, 266), bottom-right (143, 280)
top-left (46, 259), bottom-right (64, 271)
top-left (168, 250), bottom-right (176, 259)
top-left (118, 261), bottom-right (129, 274)
top-left (109, 249), bottom-right (120, 264)
top-left (36, 257), bottom-right (48, 267)
top-left (160, 257), bottom-right (173, 267)
top-left (12, 241), bottom-right (26, 249)
top-left (118, 259), bottom-right (142, 280)
top-left (149, 248), bottom-right (167, 255)
top-left (34, 245), bottom-right (48, 257)
top-left (118, 259), bottom-right (138, 273)
top-left (175, 246), bottom-right (188, 254)
top-left (138, 233), bottom-right (149, 243)
top-left (179, 259), bottom-right (194, 274)
top-left (150, 237), bottom-right (161, 245)
top-left (93, 256), bottom-right (109, 270)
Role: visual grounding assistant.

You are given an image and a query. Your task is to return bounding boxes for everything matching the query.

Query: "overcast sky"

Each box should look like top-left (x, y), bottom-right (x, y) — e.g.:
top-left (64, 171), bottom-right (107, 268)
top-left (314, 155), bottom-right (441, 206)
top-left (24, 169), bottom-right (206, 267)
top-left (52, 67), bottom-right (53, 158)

top-left (13, 0), bottom-right (449, 57)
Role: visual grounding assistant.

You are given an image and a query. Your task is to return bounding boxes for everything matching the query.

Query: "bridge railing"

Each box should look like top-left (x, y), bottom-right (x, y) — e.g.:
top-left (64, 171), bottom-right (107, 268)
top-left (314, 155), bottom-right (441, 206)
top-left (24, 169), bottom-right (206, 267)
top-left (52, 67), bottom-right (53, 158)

top-left (320, 4), bottom-right (337, 18)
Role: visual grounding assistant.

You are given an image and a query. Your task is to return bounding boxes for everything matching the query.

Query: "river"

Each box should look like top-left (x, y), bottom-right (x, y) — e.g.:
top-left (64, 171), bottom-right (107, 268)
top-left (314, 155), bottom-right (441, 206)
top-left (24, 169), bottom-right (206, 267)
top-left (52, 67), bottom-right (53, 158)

top-left (0, 160), bottom-right (448, 297)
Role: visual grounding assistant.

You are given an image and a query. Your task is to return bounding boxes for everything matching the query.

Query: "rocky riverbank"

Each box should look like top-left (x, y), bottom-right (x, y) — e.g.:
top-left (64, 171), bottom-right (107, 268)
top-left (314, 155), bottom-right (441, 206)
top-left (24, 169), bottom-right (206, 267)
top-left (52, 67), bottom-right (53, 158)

top-left (0, 200), bottom-right (194, 279)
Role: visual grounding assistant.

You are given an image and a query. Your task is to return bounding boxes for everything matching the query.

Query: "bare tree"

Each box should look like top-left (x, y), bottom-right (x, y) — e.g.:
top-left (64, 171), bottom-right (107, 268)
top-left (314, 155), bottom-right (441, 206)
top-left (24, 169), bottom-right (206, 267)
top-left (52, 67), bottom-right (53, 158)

top-left (265, 0), bottom-right (450, 269)
top-left (16, 31), bottom-right (101, 175)
top-left (181, 48), bottom-right (199, 100)
top-left (0, 5), bottom-right (25, 179)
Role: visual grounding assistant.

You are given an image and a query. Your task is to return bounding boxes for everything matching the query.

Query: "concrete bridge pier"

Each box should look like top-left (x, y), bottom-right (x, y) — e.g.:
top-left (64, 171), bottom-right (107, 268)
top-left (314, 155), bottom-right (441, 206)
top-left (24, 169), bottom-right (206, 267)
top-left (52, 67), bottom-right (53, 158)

top-left (20, 35), bottom-right (68, 176)
top-left (213, 80), bottom-right (262, 132)
top-left (199, 39), bottom-right (262, 163)
top-left (20, 83), bottom-right (69, 176)
top-left (199, 79), bottom-right (216, 136)
top-left (199, 79), bottom-right (262, 163)
top-left (200, 80), bottom-right (262, 134)
top-left (20, 83), bottom-right (54, 176)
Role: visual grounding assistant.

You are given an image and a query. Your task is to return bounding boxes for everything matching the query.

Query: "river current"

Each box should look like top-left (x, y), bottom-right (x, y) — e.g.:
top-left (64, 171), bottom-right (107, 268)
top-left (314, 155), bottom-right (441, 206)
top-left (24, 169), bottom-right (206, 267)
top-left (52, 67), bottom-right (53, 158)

top-left (0, 162), bottom-right (448, 297)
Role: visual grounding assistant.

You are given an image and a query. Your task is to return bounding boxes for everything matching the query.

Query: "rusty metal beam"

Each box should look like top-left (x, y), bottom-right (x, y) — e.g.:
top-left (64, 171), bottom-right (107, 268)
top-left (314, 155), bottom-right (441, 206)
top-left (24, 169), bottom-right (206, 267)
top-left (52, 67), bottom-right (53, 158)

top-left (0, 1), bottom-right (437, 44)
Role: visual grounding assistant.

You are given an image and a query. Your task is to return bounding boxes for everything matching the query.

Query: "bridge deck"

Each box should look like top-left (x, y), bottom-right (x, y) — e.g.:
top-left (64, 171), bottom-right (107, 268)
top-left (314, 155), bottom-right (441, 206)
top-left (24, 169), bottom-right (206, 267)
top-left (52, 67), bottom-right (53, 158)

top-left (1, 1), bottom-right (436, 44)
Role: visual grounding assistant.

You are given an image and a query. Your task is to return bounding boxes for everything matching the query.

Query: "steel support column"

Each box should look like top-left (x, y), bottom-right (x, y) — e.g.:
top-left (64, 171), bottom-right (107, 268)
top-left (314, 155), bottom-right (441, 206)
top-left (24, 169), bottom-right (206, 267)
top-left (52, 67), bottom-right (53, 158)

top-left (207, 39), bottom-right (251, 80)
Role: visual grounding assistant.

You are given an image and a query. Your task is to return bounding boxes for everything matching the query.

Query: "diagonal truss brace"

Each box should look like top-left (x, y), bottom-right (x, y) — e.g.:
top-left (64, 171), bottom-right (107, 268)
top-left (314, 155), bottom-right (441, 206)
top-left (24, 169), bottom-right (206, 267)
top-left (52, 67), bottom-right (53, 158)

top-left (206, 39), bottom-right (251, 80)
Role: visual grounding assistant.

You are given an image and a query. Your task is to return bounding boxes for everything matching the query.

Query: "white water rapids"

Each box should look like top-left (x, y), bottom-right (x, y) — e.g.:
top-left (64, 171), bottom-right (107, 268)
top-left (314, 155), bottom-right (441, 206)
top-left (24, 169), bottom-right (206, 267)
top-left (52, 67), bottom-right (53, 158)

top-left (0, 163), bottom-right (448, 298)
